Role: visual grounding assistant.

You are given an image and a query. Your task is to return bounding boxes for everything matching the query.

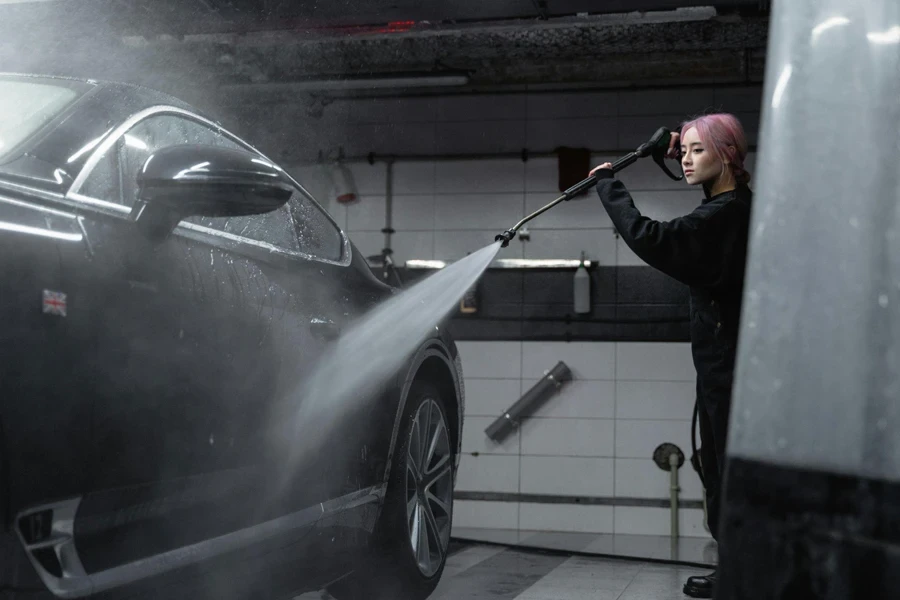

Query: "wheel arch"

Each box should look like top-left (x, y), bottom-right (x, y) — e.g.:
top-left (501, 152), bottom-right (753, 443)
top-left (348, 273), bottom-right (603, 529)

top-left (382, 338), bottom-right (464, 489)
top-left (412, 355), bottom-right (462, 458)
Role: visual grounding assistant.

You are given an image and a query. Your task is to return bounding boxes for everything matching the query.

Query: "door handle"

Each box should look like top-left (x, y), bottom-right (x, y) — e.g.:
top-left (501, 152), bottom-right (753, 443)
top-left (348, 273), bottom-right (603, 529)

top-left (310, 318), bottom-right (341, 341)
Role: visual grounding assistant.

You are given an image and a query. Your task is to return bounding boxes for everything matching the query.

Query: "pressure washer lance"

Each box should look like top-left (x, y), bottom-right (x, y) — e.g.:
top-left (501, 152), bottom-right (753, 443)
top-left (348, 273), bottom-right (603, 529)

top-left (495, 127), bottom-right (683, 247)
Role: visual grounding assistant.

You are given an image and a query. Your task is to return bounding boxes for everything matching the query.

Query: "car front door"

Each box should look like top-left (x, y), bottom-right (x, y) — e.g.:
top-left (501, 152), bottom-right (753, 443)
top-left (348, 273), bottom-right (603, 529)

top-left (225, 167), bottom-right (394, 594)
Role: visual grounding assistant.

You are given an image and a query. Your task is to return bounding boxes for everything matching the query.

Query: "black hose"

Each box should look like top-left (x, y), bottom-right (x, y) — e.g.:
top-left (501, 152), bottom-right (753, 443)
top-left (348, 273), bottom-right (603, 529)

top-left (691, 396), bottom-right (705, 488)
top-left (0, 417), bottom-right (8, 532)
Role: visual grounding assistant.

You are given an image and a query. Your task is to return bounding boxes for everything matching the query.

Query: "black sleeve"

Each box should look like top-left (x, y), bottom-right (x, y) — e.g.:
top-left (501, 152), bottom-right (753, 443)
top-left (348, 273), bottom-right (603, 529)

top-left (594, 173), bottom-right (728, 288)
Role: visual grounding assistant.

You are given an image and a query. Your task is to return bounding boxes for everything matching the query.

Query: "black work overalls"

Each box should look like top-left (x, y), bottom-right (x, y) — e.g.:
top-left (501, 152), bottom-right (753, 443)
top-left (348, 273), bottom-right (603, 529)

top-left (595, 170), bottom-right (753, 540)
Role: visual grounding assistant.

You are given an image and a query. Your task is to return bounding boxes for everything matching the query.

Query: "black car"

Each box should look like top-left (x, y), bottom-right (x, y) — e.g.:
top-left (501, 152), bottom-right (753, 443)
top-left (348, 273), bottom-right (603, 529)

top-left (0, 73), bottom-right (464, 600)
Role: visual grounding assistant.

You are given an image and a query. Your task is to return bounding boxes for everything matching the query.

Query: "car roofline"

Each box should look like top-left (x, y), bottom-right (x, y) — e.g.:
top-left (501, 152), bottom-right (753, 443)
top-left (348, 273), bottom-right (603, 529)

top-left (0, 72), bottom-right (213, 119)
top-left (0, 71), bottom-right (96, 83)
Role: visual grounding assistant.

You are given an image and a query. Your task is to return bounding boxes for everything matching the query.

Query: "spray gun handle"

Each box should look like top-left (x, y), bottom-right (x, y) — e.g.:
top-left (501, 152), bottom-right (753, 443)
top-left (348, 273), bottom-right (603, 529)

top-left (637, 127), bottom-right (684, 181)
top-left (635, 127), bottom-right (668, 155)
top-left (653, 152), bottom-right (684, 181)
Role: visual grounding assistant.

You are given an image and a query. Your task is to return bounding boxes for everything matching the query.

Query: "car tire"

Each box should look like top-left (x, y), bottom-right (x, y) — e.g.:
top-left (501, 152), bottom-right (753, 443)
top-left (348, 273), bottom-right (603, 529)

top-left (327, 380), bottom-right (455, 600)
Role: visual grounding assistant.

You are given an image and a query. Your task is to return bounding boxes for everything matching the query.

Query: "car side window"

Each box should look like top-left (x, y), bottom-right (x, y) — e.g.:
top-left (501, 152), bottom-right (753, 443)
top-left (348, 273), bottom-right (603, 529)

top-left (79, 113), bottom-right (299, 253)
top-left (290, 192), bottom-right (344, 262)
top-left (79, 142), bottom-right (123, 203)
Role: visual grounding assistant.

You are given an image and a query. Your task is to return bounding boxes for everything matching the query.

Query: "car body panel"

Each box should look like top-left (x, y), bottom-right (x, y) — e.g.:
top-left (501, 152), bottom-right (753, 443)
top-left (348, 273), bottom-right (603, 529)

top-left (0, 73), bottom-right (464, 599)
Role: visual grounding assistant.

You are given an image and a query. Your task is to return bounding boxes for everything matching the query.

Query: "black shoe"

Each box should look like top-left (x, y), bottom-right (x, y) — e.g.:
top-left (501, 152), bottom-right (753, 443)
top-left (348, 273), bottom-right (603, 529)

top-left (683, 570), bottom-right (716, 598)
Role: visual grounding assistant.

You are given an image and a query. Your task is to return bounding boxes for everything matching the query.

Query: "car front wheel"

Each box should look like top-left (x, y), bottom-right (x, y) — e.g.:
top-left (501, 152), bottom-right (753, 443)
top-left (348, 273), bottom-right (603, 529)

top-left (328, 381), bottom-right (455, 600)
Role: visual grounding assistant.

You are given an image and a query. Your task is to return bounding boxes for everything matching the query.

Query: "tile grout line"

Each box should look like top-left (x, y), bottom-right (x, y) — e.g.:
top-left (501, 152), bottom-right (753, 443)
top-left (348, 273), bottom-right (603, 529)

top-left (614, 562), bottom-right (646, 600)
top-left (520, 158), bottom-right (526, 259)
top-left (517, 339), bottom-right (524, 534)
top-left (429, 544), bottom-right (509, 599)
top-left (613, 333), bottom-right (618, 534)
top-left (431, 161), bottom-right (437, 257)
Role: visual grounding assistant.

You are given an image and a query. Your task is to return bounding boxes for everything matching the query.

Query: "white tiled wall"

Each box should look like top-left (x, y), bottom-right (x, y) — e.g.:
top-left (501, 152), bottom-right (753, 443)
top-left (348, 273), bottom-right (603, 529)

top-left (452, 500), bottom-right (520, 530)
top-left (520, 457), bottom-right (615, 497)
top-left (282, 85), bottom-right (761, 539)
top-left (519, 503), bottom-right (615, 534)
top-left (454, 340), bottom-right (708, 538)
top-left (614, 506), bottom-right (709, 537)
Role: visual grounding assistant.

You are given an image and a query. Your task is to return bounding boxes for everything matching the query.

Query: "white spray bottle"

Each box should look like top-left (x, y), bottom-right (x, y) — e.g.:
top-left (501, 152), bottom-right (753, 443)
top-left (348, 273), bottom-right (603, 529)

top-left (574, 251), bottom-right (591, 314)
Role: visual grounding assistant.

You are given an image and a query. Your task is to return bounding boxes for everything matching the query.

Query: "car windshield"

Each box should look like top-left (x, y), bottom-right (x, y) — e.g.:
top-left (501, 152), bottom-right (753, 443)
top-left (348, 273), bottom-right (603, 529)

top-left (0, 78), bottom-right (84, 161)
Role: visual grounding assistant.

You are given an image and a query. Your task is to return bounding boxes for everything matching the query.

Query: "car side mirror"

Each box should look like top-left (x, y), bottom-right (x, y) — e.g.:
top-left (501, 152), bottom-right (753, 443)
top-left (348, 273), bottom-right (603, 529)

top-left (130, 144), bottom-right (293, 241)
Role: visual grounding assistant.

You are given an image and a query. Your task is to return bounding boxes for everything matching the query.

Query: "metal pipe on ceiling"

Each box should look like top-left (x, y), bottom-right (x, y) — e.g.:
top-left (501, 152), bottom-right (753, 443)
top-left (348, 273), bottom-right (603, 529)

top-left (287, 145), bottom-right (758, 168)
top-left (219, 75), bottom-right (471, 93)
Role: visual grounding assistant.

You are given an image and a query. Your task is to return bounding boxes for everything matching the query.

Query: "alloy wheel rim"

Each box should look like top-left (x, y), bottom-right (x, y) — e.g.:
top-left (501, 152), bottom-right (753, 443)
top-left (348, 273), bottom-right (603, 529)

top-left (406, 398), bottom-right (453, 578)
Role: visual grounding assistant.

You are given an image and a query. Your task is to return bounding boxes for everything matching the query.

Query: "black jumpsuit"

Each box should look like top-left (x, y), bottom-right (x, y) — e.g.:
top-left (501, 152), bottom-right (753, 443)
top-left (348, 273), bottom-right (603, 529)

top-left (594, 169), bottom-right (753, 540)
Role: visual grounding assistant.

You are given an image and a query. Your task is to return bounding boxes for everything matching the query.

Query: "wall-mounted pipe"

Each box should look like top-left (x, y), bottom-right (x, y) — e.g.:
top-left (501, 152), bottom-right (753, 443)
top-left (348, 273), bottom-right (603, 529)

top-left (292, 136), bottom-right (760, 167)
top-left (383, 159), bottom-right (394, 261)
top-left (670, 452), bottom-right (680, 539)
top-left (365, 159), bottom-right (405, 286)
top-left (653, 442), bottom-right (685, 539)
top-left (485, 361), bottom-right (572, 443)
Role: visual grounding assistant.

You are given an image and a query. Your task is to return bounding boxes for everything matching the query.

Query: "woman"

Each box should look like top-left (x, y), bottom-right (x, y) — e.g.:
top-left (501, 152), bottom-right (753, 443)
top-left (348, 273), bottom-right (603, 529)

top-left (590, 113), bottom-right (753, 599)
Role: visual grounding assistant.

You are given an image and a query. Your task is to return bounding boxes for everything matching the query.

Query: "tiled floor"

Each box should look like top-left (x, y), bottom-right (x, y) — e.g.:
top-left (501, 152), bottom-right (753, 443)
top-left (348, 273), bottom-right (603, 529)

top-left (451, 527), bottom-right (718, 566)
top-left (297, 541), bottom-right (715, 600)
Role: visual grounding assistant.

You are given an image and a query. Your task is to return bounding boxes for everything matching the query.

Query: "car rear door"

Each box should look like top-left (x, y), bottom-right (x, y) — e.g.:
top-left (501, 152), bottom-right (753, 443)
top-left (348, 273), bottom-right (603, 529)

top-left (49, 111), bottom-right (302, 597)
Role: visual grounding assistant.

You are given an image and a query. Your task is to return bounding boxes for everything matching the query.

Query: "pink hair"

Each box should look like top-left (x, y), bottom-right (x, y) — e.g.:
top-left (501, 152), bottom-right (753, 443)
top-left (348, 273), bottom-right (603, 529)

top-left (680, 113), bottom-right (751, 185)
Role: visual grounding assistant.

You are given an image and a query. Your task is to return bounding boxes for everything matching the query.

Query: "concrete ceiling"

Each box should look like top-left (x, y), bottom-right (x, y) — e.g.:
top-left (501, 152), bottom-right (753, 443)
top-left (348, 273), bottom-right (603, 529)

top-left (0, 1), bottom-right (770, 111)
top-left (0, 0), bottom-right (769, 35)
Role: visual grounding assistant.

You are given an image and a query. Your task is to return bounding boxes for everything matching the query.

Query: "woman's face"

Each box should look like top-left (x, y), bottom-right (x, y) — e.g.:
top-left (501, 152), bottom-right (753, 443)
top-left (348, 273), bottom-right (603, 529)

top-left (680, 127), bottom-right (725, 187)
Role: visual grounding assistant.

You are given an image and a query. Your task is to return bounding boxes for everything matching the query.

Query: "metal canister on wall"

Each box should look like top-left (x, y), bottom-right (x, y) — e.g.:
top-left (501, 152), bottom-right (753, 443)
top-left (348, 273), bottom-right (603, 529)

top-left (573, 251), bottom-right (591, 314)
top-left (459, 282), bottom-right (479, 314)
top-left (460, 253), bottom-right (479, 314)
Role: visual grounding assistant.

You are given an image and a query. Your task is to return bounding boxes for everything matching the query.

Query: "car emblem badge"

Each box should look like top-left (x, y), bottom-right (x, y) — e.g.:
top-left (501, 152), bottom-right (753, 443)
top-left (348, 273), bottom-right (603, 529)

top-left (42, 290), bottom-right (67, 317)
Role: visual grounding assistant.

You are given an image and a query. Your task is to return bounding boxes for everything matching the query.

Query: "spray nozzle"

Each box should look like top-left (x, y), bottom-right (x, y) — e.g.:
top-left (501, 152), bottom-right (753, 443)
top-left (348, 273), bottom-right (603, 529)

top-left (495, 229), bottom-right (516, 248)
